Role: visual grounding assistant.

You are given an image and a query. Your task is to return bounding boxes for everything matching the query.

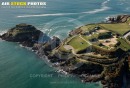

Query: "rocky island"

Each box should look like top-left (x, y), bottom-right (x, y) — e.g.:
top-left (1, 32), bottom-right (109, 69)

top-left (1, 15), bottom-right (130, 88)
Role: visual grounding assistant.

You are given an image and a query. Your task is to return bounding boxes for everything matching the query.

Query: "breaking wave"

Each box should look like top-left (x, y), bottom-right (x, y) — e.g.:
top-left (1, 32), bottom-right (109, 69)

top-left (78, 0), bottom-right (111, 19)
top-left (17, 0), bottom-right (111, 18)
top-left (82, 0), bottom-right (110, 14)
top-left (0, 30), bottom-right (7, 35)
top-left (17, 13), bottom-right (78, 18)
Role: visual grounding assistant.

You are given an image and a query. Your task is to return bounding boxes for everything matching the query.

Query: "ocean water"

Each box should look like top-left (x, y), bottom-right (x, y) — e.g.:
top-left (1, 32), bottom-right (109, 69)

top-left (0, 0), bottom-right (130, 88)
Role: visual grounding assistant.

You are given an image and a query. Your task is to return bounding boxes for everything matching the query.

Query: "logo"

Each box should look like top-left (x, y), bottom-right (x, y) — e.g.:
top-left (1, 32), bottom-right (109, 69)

top-left (1, 2), bottom-right (46, 8)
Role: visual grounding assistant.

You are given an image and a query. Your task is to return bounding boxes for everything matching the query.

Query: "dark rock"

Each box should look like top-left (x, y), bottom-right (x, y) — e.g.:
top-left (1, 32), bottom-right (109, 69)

top-left (32, 36), bottom-right (61, 58)
top-left (71, 63), bottom-right (103, 75)
top-left (41, 36), bottom-right (61, 52)
top-left (1, 23), bottom-right (43, 47)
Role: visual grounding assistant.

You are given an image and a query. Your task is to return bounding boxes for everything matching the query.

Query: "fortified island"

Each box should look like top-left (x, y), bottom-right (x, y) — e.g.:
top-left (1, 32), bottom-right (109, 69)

top-left (1, 15), bottom-right (130, 88)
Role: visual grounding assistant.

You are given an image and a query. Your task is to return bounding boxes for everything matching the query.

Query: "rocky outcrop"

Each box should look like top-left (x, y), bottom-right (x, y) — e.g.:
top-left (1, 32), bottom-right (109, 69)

top-left (33, 36), bottom-right (61, 56)
top-left (0, 23), bottom-right (61, 53)
top-left (1, 23), bottom-right (42, 47)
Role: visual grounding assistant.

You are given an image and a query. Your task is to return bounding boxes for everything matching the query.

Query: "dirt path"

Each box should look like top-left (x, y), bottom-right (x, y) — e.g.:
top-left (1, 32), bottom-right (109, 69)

top-left (79, 34), bottom-right (92, 45)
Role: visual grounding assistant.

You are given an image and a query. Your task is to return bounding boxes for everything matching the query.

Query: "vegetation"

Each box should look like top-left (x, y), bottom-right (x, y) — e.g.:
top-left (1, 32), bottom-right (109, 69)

top-left (98, 32), bottom-right (112, 39)
top-left (117, 38), bottom-right (130, 51)
top-left (80, 22), bottom-right (130, 35)
top-left (81, 34), bottom-right (99, 40)
top-left (68, 36), bottom-right (91, 52)
top-left (54, 15), bottom-right (130, 88)
top-left (98, 23), bottom-right (130, 35)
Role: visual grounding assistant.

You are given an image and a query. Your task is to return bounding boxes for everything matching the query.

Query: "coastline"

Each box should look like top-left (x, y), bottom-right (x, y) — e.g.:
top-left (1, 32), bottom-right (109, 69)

top-left (1, 15), bottom-right (130, 88)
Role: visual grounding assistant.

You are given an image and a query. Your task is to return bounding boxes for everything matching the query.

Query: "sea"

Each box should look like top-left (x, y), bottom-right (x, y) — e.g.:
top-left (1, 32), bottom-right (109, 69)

top-left (0, 0), bottom-right (130, 88)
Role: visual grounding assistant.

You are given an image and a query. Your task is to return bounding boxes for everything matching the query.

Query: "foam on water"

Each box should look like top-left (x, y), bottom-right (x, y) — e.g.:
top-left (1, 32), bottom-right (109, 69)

top-left (0, 30), bottom-right (7, 35)
top-left (17, 13), bottom-right (78, 18)
top-left (82, 0), bottom-right (110, 14)
top-left (17, 0), bottom-right (111, 18)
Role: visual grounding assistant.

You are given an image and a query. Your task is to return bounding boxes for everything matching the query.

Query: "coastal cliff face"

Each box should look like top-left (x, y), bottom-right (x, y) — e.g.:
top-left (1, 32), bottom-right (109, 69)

top-left (1, 15), bottom-right (130, 88)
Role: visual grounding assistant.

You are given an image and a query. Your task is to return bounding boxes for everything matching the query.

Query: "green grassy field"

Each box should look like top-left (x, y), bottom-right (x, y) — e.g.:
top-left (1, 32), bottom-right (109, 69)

top-left (80, 24), bottom-right (96, 32)
top-left (80, 22), bottom-right (130, 35)
top-left (60, 18), bottom-right (130, 53)
top-left (99, 23), bottom-right (130, 35)
top-left (117, 38), bottom-right (130, 51)
top-left (68, 36), bottom-right (91, 52)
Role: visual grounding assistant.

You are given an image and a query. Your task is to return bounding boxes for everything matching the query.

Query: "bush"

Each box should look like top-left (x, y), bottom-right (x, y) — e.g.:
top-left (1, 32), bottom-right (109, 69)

top-left (98, 32), bottom-right (112, 39)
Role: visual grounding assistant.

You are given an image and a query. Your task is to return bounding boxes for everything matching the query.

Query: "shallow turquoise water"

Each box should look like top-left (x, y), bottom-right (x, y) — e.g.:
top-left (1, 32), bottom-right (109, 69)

top-left (0, 0), bottom-right (130, 88)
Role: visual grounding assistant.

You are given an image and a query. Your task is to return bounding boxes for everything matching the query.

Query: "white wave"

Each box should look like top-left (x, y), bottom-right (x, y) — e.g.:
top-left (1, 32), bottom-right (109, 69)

top-left (82, 7), bottom-right (109, 14)
top-left (17, 13), bottom-right (78, 18)
top-left (82, 0), bottom-right (111, 14)
top-left (19, 44), bottom-right (24, 48)
top-left (105, 16), bottom-right (111, 20)
top-left (52, 25), bottom-right (74, 29)
top-left (68, 19), bottom-right (76, 22)
top-left (17, 0), bottom-right (111, 18)
top-left (77, 0), bottom-right (111, 19)
top-left (0, 30), bottom-right (7, 35)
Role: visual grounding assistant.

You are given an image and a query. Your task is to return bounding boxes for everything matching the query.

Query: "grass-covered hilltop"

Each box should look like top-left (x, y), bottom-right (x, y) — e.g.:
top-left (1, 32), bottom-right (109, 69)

top-left (1, 15), bottom-right (130, 88)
